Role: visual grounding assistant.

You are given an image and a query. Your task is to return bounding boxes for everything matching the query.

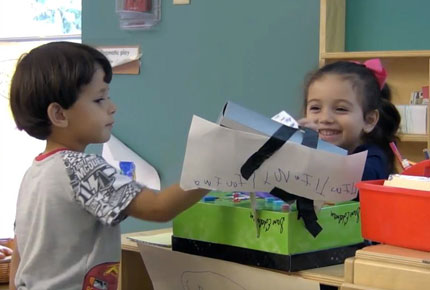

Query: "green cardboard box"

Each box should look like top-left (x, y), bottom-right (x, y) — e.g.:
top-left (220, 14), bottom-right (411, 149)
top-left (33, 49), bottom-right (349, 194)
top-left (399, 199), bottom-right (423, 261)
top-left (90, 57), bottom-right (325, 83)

top-left (172, 192), bottom-right (364, 271)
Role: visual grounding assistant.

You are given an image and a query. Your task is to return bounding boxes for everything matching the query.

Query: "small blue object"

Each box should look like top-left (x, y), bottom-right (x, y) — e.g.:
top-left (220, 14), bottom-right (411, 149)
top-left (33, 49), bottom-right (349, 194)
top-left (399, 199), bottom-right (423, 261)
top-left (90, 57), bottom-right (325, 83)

top-left (272, 200), bottom-right (284, 211)
top-left (119, 161), bottom-right (135, 179)
top-left (203, 196), bottom-right (217, 202)
top-left (265, 197), bottom-right (275, 209)
top-left (265, 197), bottom-right (275, 204)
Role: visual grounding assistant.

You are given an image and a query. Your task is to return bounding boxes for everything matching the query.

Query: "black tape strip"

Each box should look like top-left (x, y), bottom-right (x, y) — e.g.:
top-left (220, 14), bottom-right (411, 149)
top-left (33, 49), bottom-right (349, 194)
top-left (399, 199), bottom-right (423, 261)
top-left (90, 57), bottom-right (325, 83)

top-left (241, 124), bottom-right (323, 237)
top-left (298, 127), bottom-right (322, 237)
top-left (296, 197), bottom-right (323, 237)
top-left (240, 125), bottom-right (297, 180)
top-left (300, 127), bottom-right (318, 149)
top-left (269, 187), bottom-right (296, 202)
top-left (270, 187), bottom-right (323, 237)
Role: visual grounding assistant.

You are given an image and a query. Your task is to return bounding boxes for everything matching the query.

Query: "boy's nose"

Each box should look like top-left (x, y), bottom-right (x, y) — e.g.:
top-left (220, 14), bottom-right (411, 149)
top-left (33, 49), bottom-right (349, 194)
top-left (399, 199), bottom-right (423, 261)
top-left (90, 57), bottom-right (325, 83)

top-left (109, 100), bottom-right (117, 114)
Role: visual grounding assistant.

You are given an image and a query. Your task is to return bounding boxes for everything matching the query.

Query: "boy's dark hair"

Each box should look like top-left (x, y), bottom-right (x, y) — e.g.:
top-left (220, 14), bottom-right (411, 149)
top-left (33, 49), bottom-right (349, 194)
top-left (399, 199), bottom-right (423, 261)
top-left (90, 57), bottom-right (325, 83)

top-left (304, 61), bottom-right (400, 173)
top-left (10, 41), bottom-right (112, 140)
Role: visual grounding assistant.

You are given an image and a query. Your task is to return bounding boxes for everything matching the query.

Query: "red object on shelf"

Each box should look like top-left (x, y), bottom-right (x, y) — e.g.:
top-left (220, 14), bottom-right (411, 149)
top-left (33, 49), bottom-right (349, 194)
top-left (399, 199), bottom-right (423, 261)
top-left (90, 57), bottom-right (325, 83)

top-left (401, 159), bottom-right (430, 177)
top-left (124, 0), bottom-right (152, 12)
top-left (422, 86), bottom-right (429, 99)
top-left (356, 160), bottom-right (430, 251)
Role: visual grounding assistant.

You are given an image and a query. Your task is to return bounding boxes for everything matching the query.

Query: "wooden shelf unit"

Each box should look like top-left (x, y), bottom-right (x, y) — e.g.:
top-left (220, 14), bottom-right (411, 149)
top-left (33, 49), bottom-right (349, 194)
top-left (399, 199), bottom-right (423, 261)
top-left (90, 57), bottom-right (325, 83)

top-left (341, 245), bottom-right (430, 290)
top-left (319, 0), bottom-right (430, 162)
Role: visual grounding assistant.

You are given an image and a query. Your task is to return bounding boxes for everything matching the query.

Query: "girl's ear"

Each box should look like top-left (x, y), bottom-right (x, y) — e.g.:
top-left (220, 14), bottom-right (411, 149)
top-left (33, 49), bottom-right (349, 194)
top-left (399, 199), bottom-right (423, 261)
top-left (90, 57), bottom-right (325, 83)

top-left (363, 109), bottom-right (379, 133)
top-left (47, 103), bottom-right (68, 128)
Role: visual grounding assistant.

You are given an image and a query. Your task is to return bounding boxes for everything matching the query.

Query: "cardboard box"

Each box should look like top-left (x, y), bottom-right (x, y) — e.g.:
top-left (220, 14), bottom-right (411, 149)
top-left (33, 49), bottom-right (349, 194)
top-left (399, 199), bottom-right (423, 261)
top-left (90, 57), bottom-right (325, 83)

top-left (172, 192), bottom-right (364, 271)
top-left (217, 101), bottom-right (346, 155)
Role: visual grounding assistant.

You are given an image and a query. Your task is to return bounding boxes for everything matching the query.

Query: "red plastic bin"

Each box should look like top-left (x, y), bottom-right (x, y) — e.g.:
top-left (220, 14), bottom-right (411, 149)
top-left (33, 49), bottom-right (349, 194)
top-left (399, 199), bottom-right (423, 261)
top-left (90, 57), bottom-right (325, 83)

top-left (402, 159), bottom-right (430, 177)
top-left (356, 160), bottom-right (430, 251)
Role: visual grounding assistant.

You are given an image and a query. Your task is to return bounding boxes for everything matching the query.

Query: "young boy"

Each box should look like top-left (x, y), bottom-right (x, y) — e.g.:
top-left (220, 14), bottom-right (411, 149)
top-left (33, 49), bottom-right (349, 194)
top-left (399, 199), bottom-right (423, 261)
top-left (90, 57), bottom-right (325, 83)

top-left (9, 41), bottom-right (208, 290)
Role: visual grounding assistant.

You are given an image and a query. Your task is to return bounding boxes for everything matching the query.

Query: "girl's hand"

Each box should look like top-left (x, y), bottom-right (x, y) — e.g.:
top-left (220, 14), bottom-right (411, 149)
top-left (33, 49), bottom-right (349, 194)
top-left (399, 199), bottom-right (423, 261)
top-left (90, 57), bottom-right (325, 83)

top-left (298, 118), bottom-right (318, 132)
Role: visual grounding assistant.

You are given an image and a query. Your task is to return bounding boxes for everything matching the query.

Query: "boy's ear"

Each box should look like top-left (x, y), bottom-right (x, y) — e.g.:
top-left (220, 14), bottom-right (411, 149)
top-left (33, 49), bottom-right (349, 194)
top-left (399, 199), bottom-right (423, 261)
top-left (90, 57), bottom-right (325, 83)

top-left (363, 109), bottom-right (379, 133)
top-left (47, 102), bottom-right (68, 128)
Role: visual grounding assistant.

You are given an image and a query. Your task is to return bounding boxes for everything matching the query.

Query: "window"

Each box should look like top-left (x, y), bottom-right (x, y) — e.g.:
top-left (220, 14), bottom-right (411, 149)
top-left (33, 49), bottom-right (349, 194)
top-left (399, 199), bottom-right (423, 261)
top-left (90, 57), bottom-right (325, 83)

top-left (0, 0), bottom-right (81, 41)
top-left (0, 0), bottom-right (81, 239)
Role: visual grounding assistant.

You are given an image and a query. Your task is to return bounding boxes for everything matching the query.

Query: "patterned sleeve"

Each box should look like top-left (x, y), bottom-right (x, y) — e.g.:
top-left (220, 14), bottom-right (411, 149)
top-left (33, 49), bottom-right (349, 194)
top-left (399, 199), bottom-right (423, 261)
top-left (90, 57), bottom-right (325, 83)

top-left (61, 151), bottom-right (143, 226)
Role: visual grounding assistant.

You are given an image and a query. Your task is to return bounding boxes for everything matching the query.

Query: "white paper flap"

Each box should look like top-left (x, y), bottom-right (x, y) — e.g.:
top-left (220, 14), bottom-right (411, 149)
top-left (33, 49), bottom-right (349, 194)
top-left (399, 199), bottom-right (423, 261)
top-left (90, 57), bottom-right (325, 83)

top-left (102, 135), bottom-right (160, 190)
top-left (180, 116), bottom-right (367, 202)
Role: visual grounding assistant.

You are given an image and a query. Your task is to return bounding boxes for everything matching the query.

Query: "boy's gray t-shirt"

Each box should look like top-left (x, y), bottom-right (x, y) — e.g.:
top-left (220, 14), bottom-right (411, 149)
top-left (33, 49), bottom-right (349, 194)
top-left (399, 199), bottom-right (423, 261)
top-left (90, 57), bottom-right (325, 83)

top-left (15, 150), bottom-right (142, 290)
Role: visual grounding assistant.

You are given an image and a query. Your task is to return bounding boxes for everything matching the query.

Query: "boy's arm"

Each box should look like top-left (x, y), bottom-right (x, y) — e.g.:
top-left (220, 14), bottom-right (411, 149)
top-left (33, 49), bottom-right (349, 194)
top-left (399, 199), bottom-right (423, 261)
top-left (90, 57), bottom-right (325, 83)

top-left (9, 236), bottom-right (20, 290)
top-left (125, 184), bottom-right (209, 222)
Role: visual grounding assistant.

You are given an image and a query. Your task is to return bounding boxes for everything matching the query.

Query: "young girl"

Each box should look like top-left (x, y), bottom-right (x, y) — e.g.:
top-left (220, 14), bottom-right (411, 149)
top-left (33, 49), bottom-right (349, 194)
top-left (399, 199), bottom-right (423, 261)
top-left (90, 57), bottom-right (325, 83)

top-left (299, 59), bottom-right (400, 184)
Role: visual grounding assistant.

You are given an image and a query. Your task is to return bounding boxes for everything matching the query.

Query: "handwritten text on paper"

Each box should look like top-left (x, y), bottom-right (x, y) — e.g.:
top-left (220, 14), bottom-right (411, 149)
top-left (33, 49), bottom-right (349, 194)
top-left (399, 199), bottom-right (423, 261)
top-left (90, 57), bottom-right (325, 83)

top-left (180, 116), bottom-right (367, 203)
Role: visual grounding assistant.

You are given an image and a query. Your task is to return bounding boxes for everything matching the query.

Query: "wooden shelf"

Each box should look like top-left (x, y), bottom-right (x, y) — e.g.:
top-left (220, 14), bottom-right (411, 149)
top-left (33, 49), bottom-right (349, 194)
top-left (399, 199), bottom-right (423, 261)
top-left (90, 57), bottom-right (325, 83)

top-left (322, 50), bottom-right (430, 60)
top-left (398, 134), bottom-right (428, 143)
top-left (319, 0), bottom-right (430, 162)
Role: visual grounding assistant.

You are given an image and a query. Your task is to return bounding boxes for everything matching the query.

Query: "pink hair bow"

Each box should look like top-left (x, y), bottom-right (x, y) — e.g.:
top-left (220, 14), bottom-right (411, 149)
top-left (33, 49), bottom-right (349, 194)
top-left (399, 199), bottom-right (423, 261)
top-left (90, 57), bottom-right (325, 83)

top-left (352, 58), bottom-right (387, 89)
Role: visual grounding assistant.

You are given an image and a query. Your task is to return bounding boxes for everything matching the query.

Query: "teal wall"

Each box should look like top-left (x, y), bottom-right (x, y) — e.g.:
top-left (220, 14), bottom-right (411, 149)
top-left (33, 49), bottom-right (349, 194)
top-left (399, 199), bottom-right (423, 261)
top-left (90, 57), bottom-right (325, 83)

top-left (82, 0), bottom-right (320, 233)
top-left (346, 0), bottom-right (430, 51)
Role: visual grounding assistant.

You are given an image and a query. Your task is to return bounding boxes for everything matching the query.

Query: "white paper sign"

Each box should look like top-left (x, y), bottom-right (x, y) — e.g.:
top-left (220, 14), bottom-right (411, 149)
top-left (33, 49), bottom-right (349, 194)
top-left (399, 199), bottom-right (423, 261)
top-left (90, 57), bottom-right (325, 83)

top-left (180, 116), bottom-right (367, 202)
top-left (271, 110), bottom-right (299, 128)
top-left (137, 242), bottom-right (319, 290)
top-left (102, 135), bottom-right (160, 190)
top-left (97, 46), bottom-right (141, 67)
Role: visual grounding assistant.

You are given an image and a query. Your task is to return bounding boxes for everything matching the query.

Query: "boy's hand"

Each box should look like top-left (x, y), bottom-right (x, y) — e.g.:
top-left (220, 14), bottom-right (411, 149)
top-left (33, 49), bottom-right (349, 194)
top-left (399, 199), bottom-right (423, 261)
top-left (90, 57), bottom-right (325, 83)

top-left (125, 185), bottom-right (209, 222)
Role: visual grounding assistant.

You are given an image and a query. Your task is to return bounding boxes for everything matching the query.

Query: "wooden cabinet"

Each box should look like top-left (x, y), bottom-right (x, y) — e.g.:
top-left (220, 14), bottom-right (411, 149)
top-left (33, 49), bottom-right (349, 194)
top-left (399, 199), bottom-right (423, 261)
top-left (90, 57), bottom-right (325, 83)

top-left (341, 245), bottom-right (430, 290)
top-left (319, 0), bottom-right (430, 163)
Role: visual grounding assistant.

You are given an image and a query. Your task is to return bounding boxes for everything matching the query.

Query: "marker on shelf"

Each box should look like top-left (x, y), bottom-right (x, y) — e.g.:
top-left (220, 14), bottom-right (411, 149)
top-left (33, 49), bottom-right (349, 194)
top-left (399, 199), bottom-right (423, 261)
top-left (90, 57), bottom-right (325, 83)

top-left (389, 142), bottom-right (411, 170)
top-left (424, 148), bottom-right (430, 160)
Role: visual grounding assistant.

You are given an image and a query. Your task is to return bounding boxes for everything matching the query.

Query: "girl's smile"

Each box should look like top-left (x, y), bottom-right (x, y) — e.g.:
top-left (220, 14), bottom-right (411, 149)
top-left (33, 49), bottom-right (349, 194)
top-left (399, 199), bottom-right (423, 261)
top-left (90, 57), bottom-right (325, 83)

top-left (318, 128), bottom-right (342, 142)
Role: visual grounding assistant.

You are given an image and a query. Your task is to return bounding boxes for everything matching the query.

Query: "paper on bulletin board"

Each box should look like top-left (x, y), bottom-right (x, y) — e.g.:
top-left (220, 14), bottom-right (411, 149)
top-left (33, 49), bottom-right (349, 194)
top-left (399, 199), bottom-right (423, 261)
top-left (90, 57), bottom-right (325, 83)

top-left (180, 116), bottom-right (367, 203)
top-left (97, 46), bottom-right (141, 74)
top-left (137, 242), bottom-right (319, 290)
top-left (102, 135), bottom-right (160, 190)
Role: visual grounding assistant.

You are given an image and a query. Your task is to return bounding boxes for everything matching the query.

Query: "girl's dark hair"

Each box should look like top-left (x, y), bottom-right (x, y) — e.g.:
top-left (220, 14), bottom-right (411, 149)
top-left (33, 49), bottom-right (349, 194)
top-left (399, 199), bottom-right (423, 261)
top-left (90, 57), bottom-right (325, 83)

top-left (304, 61), bottom-right (400, 173)
top-left (10, 41), bottom-right (112, 140)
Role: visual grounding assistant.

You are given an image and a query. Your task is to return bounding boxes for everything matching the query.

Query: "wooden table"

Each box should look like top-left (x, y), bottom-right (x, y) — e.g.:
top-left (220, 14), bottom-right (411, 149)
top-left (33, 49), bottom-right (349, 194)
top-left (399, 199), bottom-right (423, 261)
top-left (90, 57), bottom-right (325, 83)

top-left (120, 228), bottom-right (345, 290)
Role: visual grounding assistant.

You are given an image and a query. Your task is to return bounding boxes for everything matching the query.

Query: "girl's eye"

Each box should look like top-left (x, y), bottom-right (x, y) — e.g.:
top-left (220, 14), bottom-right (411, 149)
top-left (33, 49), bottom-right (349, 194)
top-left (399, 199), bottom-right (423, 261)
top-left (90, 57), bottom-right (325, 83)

top-left (308, 105), bottom-right (320, 111)
top-left (336, 107), bottom-right (348, 112)
top-left (94, 98), bottom-right (105, 103)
